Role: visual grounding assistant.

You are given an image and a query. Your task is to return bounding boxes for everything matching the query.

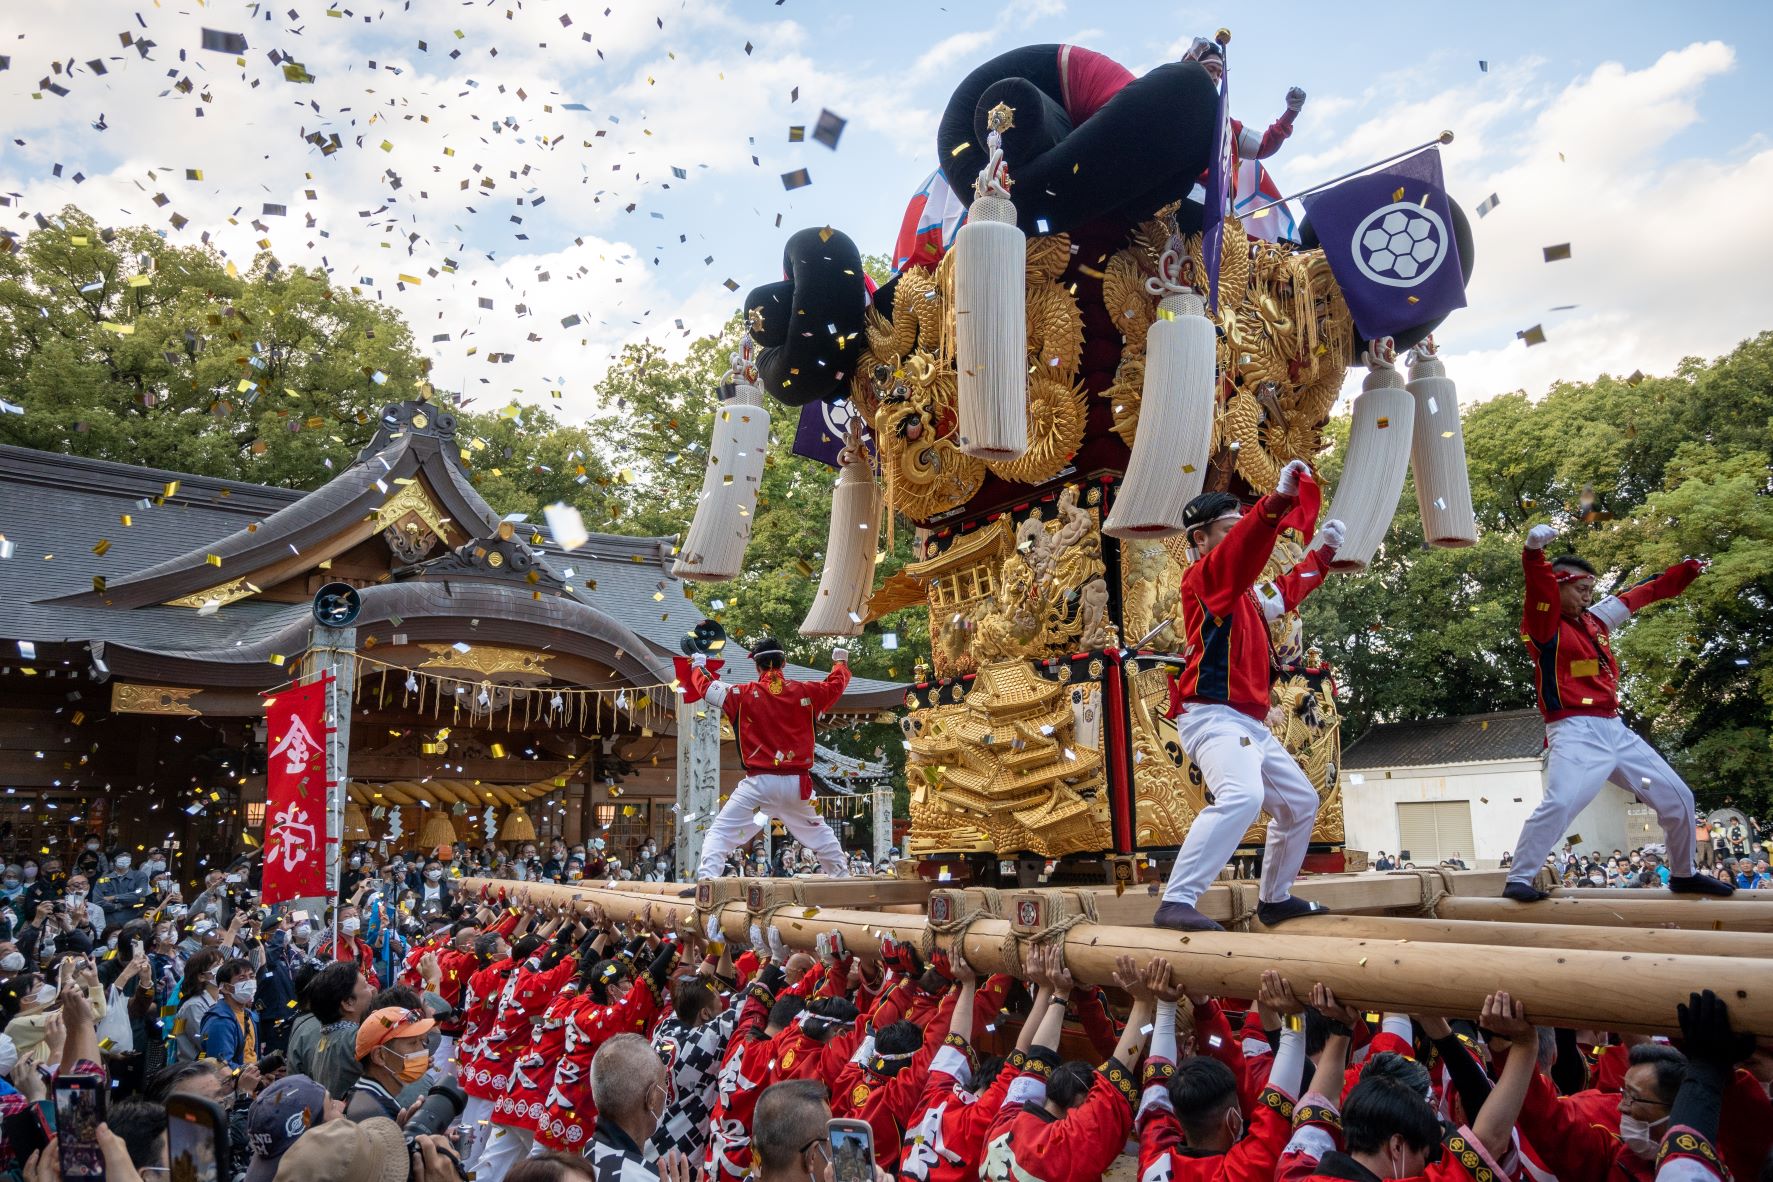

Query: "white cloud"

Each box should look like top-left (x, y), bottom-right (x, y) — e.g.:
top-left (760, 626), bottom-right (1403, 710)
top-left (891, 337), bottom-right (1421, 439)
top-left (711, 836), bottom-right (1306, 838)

top-left (1321, 42), bottom-right (1767, 408)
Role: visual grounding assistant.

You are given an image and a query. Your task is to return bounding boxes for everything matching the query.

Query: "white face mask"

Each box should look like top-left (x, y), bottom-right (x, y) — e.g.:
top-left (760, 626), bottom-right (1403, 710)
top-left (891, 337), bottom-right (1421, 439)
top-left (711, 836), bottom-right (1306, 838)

top-left (231, 980), bottom-right (257, 1004)
top-left (114, 857), bottom-right (132, 871)
top-left (425, 870), bottom-right (442, 881)
top-left (0, 1033), bottom-right (16, 1076)
top-left (342, 917), bottom-right (361, 935)
top-left (22, 867), bottom-right (35, 880)
top-left (0, 952), bottom-right (24, 972)
top-left (295, 923), bottom-right (312, 939)
top-left (33, 983), bottom-right (58, 1006)
top-left (147, 860), bottom-right (165, 874)
top-left (1619, 1114), bottom-right (1669, 1159)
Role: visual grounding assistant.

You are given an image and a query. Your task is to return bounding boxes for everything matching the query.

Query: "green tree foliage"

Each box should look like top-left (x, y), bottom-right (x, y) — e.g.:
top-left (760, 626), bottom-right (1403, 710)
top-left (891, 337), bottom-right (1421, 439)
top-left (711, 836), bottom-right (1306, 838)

top-left (1304, 334), bottom-right (1773, 812)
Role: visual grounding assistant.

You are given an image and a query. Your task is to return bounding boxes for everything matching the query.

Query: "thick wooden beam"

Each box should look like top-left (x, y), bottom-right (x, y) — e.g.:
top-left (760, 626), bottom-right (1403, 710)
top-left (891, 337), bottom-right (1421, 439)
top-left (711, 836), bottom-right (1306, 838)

top-left (1435, 895), bottom-right (1773, 933)
top-left (458, 878), bottom-right (1773, 1036)
top-left (1254, 912), bottom-right (1773, 959)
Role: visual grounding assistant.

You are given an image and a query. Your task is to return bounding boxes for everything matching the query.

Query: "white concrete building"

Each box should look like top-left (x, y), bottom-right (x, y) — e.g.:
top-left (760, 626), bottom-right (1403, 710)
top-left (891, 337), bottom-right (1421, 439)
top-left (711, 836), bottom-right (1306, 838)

top-left (1341, 708), bottom-right (1650, 871)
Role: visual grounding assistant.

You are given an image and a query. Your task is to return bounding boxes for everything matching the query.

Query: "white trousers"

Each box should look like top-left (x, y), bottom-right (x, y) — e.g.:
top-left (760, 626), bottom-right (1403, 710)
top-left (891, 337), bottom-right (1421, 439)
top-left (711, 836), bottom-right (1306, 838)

top-left (1160, 704), bottom-right (1321, 906)
top-left (1509, 714), bottom-right (1696, 883)
top-left (696, 773), bottom-right (850, 880)
top-left (458, 1094), bottom-right (495, 1166)
top-left (473, 1124), bottom-right (534, 1182)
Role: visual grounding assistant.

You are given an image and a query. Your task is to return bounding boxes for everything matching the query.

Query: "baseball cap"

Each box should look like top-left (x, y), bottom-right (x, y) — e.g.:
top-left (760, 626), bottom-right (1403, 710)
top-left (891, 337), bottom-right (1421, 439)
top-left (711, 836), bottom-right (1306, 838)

top-left (244, 1074), bottom-right (329, 1182)
top-left (273, 1116), bottom-right (406, 1182)
top-left (355, 1006), bottom-right (436, 1060)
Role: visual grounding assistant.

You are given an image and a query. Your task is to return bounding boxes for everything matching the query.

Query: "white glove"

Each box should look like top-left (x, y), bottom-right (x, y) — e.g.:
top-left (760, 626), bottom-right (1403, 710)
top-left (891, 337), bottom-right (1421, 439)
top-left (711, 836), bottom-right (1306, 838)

top-left (1285, 86), bottom-right (1307, 113)
top-left (831, 647), bottom-right (849, 665)
top-left (704, 913), bottom-right (723, 941)
top-left (690, 651), bottom-right (708, 668)
top-left (767, 924), bottom-right (789, 962)
top-left (1276, 459), bottom-right (1310, 496)
top-left (749, 922), bottom-right (767, 958)
top-left (1317, 519), bottom-right (1346, 552)
top-left (1525, 524), bottom-right (1559, 550)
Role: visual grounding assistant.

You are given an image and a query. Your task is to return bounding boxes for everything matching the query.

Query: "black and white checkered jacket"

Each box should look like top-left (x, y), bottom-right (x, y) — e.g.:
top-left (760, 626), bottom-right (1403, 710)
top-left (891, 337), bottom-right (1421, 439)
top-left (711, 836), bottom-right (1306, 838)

top-left (646, 1003), bottom-right (741, 1162)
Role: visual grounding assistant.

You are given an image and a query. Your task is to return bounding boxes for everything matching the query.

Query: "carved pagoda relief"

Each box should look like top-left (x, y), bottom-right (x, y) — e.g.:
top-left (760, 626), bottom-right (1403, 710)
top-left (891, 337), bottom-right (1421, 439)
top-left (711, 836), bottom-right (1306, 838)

top-left (901, 660), bottom-right (1110, 858)
top-left (916, 483), bottom-right (1115, 680)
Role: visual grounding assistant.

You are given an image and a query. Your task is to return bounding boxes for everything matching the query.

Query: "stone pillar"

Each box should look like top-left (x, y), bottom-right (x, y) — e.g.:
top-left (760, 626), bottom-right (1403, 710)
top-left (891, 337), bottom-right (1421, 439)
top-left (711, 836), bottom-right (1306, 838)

top-left (674, 695), bottom-right (722, 881)
top-left (872, 784), bottom-right (894, 868)
top-left (563, 793), bottom-right (585, 845)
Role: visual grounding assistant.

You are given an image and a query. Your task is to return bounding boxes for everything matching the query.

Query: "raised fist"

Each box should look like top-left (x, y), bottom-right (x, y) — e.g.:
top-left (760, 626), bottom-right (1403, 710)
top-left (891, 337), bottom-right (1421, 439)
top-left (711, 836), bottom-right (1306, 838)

top-left (1525, 524), bottom-right (1559, 550)
top-left (1317, 519), bottom-right (1346, 552)
top-left (1276, 459), bottom-right (1310, 496)
top-left (1286, 86), bottom-right (1307, 113)
top-left (831, 646), bottom-right (849, 665)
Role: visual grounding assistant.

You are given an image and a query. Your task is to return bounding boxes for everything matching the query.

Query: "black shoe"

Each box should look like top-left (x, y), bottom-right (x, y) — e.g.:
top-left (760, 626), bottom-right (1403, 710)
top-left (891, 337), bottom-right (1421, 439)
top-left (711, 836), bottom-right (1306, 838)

top-left (1668, 874), bottom-right (1735, 897)
top-left (677, 886), bottom-right (697, 899)
top-left (1153, 901), bottom-right (1225, 932)
top-left (1256, 897), bottom-right (1330, 926)
top-left (1501, 881), bottom-right (1549, 903)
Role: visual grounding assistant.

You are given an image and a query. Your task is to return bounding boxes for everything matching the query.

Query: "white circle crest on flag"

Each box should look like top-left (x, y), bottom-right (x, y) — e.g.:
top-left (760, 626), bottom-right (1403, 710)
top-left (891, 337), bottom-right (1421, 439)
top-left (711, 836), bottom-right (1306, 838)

top-left (1352, 203), bottom-right (1449, 288)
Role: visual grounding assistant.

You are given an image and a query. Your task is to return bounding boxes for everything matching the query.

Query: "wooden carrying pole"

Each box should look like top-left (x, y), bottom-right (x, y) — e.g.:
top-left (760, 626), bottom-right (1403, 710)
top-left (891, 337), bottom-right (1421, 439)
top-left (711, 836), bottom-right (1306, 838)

top-left (1434, 895), bottom-right (1773, 933)
top-left (459, 879), bottom-right (1773, 1036)
top-left (1254, 912), bottom-right (1773, 960)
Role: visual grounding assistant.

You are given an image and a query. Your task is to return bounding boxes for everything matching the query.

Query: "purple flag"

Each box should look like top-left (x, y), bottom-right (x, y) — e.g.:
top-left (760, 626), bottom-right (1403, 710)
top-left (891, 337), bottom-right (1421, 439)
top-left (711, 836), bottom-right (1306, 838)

top-left (1201, 50), bottom-right (1232, 313)
top-left (791, 398), bottom-right (873, 469)
top-left (1301, 147), bottom-right (1467, 341)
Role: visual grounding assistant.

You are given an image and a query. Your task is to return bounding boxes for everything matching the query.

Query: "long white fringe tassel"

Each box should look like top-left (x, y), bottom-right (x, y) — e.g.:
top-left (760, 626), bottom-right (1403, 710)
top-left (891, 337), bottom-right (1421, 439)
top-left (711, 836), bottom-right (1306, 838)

top-left (1321, 338), bottom-right (1416, 571)
top-left (799, 423), bottom-right (883, 637)
top-left (1404, 337), bottom-right (1477, 548)
top-left (673, 337), bottom-right (772, 582)
top-left (953, 102), bottom-right (1028, 461)
top-left (1105, 240), bottom-right (1215, 538)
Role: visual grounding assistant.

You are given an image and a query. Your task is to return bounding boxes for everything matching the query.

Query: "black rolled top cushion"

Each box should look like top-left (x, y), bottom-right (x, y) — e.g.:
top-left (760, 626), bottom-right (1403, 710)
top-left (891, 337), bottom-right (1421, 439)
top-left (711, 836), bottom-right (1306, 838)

top-left (745, 226), bottom-right (869, 407)
top-left (936, 44), bottom-right (1218, 237)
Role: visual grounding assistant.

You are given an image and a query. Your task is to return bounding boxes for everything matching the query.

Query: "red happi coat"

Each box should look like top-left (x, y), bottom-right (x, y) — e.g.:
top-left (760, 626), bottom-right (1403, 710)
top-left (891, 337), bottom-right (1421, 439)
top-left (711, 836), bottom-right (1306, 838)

top-left (492, 957), bottom-right (583, 1132)
top-left (469, 955), bottom-right (575, 1107)
top-left (533, 972), bottom-right (667, 1151)
top-left (900, 1037), bottom-right (1019, 1182)
top-left (460, 957), bottom-right (519, 1100)
top-left (830, 986), bottom-right (962, 1174)
top-left (682, 661), bottom-right (850, 792)
top-left (1138, 1052), bottom-right (1300, 1182)
top-left (704, 980), bottom-right (777, 1179)
top-left (980, 1052), bottom-right (1140, 1182)
top-left (1520, 549), bottom-right (1700, 721)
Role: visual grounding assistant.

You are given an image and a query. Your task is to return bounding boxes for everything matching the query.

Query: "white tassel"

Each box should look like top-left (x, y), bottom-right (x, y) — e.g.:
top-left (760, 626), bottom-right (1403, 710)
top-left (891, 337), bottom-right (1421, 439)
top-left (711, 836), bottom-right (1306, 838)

top-left (674, 336), bottom-right (772, 582)
top-left (953, 102), bottom-right (1028, 461)
top-left (1405, 338), bottom-right (1477, 548)
top-left (1105, 239), bottom-right (1216, 538)
top-left (1321, 338), bottom-right (1416, 571)
top-left (799, 424), bottom-right (883, 637)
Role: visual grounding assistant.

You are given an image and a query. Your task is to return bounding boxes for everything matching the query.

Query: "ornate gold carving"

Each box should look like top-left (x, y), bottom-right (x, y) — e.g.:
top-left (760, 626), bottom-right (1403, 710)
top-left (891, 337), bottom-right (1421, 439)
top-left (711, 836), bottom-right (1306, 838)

top-left (374, 481), bottom-right (452, 545)
top-left (903, 660), bottom-right (1110, 857)
top-left (165, 577), bottom-right (256, 610)
top-left (920, 485), bottom-right (1115, 679)
top-left (111, 683), bottom-right (202, 716)
top-left (417, 645), bottom-right (554, 680)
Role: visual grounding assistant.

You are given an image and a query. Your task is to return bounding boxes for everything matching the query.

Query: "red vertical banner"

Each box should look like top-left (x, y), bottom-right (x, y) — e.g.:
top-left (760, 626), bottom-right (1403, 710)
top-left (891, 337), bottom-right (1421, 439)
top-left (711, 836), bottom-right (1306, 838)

top-left (261, 675), bottom-right (332, 904)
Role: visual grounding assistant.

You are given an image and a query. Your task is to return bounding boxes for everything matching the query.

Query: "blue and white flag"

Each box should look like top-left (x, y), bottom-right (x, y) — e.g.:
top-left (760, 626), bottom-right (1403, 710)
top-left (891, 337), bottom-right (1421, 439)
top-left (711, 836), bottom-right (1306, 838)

top-left (791, 398), bottom-right (873, 469)
top-left (1302, 147), bottom-right (1466, 341)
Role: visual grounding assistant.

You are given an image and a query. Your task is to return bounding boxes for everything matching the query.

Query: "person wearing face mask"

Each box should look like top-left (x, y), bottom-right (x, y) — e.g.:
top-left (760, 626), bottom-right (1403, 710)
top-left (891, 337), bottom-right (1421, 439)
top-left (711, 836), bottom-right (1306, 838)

top-left (21, 857), bottom-right (63, 916)
top-left (586, 1033), bottom-right (695, 1182)
top-left (172, 948), bottom-right (226, 1062)
top-left (416, 860), bottom-right (452, 914)
top-left (1513, 1040), bottom-right (1690, 1182)
top-left (0, 867), bottom-right (24, 927)
top-left (62, 874), bottom-right (107, 932)
top-left (316, 904), bottom-right (381, 988)
top-left (96, 849), bottom-right (152, 928)
top-left (72, 836), bottom-right (109, 881)
top-left (198, 956), bottom-right (261, 1070)
top-left (346, 1004), bottom-right (436, 1123)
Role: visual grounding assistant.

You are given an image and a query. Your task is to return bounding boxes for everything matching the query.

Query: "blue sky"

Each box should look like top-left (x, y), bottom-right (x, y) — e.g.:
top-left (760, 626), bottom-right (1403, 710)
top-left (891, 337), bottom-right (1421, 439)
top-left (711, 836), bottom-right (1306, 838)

top-left (3, 0), bottom-right (1769, 420)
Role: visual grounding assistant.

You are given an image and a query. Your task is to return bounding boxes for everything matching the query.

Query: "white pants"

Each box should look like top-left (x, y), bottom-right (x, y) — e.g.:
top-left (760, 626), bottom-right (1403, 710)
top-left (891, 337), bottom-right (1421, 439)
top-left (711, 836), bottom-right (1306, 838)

top-left (1510, 714), bottom-right (1696, 883)
top-left (1161, 704), bottom-right (1321, 906)
top-left (696, 773), bottom-right (850, 880)
top-left (459, 1095), bottom-right (495, 1166)
top-left (474, 1124), bottom-right (534, 1182)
